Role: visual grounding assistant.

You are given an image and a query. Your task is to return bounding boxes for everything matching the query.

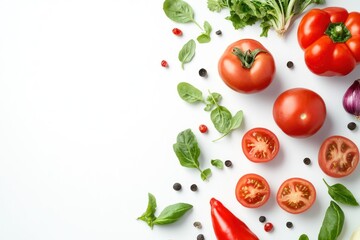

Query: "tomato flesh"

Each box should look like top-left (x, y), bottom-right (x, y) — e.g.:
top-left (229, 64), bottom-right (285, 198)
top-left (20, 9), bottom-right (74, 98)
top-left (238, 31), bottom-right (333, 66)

top-left (235, 173), bottom-right (270, 208)
top-left (277, 178), bottom-right (316, 214)
top-left (318, 135), bottom-right (359, 178)
top-left (242, 127), bottom-right (279, 163)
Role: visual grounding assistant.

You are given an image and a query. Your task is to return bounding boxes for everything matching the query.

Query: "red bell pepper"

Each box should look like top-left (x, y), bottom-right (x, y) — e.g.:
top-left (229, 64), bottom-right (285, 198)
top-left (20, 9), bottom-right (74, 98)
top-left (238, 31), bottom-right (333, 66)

top-left (297, 7), bottom-right (360, 76)
top-left (210, 198), bottom-right (259, 240)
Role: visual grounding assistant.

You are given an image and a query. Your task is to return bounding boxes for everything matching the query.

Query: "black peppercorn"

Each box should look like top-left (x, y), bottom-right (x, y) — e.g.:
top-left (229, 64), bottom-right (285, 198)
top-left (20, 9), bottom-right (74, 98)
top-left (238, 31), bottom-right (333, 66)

top-left (259, 216), bottom-right (266, 223)
top-left (347, 121), bottom-right (357, 130)
top-left (286, 221), bottom-right (293, 228)
top-left (225, 160), bottom-right (233, 167)
top-left (215, 30), bottom-right (222, 35)
top-left (190, 184), bottom-right (198, 192)
top-left (193, 221), bottom-right (202, 229)
top-left (172, 182), bottom-right (182, 191)
top-left (286, 61), bottom-right (294, 69)
top-left (197, 234), bottom-right (205, 240)
top-left (303, 157), bottom-right (311, 165)
top-left (199, 68), bottom-right (207, 77)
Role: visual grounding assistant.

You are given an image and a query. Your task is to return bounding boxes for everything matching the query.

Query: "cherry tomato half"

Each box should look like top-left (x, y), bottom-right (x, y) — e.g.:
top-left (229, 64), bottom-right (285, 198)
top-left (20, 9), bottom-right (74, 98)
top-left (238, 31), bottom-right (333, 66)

top-left (318, 135), bottom-right (359, 178)
top-left (242, 127), bottom-right (280, 163)
top-left (218, 39), bottom-right (276, 93)
top-left (235, 173), bottom-right (270, 208)
top-left (276, 178), bottom-right (316, 214)
top-left (273, 88), bottom-right (326, 138)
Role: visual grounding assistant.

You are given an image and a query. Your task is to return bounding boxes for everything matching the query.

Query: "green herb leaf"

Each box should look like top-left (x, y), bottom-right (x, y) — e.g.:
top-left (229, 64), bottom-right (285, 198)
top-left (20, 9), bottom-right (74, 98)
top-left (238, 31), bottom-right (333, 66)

top-left (201, 168), bottom-right (212, 180)
top-left (163, 0), bottom-right (195, 24)
top-left (210, 106), bottom-right (232, 134)
top-left (204, 92), bottom-right (222, 111)
top-left (178, 39), bottom-right (196, 69)
top-left (197, 21), bottom-right (212, 43)
top-left (211, 159), bottom-right (224, 169)
top-left (137, 193), bottom-right (157, 228)
top-left (207, 0), bottom-right (229, 12)
top-left (323, 178), bottom-right (359, 206)
top-left (177, 82), bottom-right (204, 104)
top-left (153, 203), bottom-right (193, 225)
top-left (318, 201), bottom-right (345, 240)
top-left (229, 110), bottom-right (243, 131)
top-left (299, 234), bottom-right (309, 240)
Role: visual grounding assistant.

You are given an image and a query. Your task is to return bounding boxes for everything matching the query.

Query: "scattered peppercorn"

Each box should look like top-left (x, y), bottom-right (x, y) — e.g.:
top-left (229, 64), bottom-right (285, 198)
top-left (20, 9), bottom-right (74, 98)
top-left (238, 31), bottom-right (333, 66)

top-left (286, 221), bottom-right (293, 228)
top-left (215, 30), bottom-right (222, 35)
top-left (303, 157), bottom-right (311, 165)
top-left (264, 222), bottom-right (274, 232)
top-left (172, 182), bottom-right (182, 191)
top-left (347, 121), bottom-right (357, 130)
top-left (197, 234), bottom-right (205, 240)
top-left (190, 184), bottom-right (198, 192)
top-left (224, 160), bottom-right (233, 167)
top-left (193, 221), bottom-right (202, 229)
top-left (259, 216), bottom-right (266, 223)
top-left (199, 124), bottom-right (208, 133)
top-left (286, 61), bottom-right (294, 69)
top-left (172, 27), bottom-right (183, 36)
top-left (161, 60), bottom-right (168, 68)
top-left (199, 68), bottom-right (208, 77)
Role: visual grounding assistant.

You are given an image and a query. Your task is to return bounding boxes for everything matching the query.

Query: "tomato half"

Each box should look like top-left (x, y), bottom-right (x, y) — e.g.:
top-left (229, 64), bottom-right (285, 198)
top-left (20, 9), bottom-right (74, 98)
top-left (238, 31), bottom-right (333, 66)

top-left (242, 127), bottom-right (280, 163)
top-left (218, 39), bottom-right (276, 93)
top-left (235, 173), bottom-right (270, 208)
top-left (273, 88), bottom-right (326, 138)
top-left (318, 135), bottom-right (359, 178)
top-left (276, 178), bottom-right (316, 214)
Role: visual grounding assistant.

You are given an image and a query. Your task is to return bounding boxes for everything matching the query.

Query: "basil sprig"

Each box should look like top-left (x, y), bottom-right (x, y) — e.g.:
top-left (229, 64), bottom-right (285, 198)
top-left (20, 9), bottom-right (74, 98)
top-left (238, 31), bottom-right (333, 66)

top-left (177, 82), bottom-right (244, 141)
top-left (173, 129), bottom-right (212, 181)
top-left (323, 178), bottom-right (359, 206)
top-left (137, 193), bottom-right (193, 229)
top-left (318, 201), bottom-right (345, 240)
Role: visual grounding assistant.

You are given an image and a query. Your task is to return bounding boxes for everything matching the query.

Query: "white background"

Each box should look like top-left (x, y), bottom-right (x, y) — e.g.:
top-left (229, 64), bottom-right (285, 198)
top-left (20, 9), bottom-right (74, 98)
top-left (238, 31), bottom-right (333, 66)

top-left (1, 0), bottom-right (360, 239)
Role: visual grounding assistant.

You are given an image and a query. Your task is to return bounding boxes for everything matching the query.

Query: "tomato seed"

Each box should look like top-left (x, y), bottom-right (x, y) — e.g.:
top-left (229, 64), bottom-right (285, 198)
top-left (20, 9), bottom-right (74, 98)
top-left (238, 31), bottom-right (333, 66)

top-left (347, 122), bottom-right (357, 130)
top-left (197, 234), bottom-right (205, 240)
top-left (172, 27), bottom-right (183, 36)
top-left (286, 221), bottom-right (293, 228)
top-left (259, 216), bottom-right (266, 223)
top-left (190, 184), bottom-right (198, 191)
top-left (286, 61), bottom-right (294, 68)
top-left (303, 157), bottom-right (311, 165)
top-left (215, 30), bottom-right (222, 35)
top-left (199, 68), bottom-right (208, 77)
top-left (161, 60), bottom-right (168, 68)
top-left (199, 124), bottom-right (208, 133)
top-left (225, 160), bottom-right (233, 167)
top-left (264, 222), bottom-right (274, 232)
top-left (173, 182), bottom-right (182, 191)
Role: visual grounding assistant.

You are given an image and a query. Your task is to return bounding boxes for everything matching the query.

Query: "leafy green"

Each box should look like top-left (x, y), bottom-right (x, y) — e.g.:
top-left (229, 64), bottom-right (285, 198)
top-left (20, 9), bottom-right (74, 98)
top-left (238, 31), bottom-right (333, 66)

top-left (207, 0), bottom-right (325, 37)
top-left (178, 39), bottom-right (196, 69)
top-left (177, 82), bottom-right (204, 104)
top-left (323, 178), bottom-right (359, 206)
top-left (318, 201), bottom-right (345, 240)
top-left (204, 92), bottom-right (222, 111)
top-left (298, 234), bottom-right (309, 240)
top-left (197, 21), bottom-right (212, 43)
top-left (211, 159), bottom-right (224, 169)
top-left (137, 193), bottom-right (192, 229)
top-left (173, 129), bottom-right (212, 180)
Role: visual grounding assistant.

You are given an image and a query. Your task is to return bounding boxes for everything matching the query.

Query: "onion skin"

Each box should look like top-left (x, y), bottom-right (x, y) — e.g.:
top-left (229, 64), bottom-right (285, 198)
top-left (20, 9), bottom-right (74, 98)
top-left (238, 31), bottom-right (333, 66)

top-left (343, 79), bottom-right (360, 118)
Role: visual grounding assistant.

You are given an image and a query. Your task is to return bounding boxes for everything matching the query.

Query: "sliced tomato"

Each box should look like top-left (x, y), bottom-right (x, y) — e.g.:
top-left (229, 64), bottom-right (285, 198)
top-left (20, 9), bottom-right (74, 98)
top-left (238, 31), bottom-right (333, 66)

top-left (242, 127), bottom-right (280, 163)
top-left (318, 135), bottom-right (359, 178)
top-left (276, 178), bottom-right (316, 214)
top-left (235, 173), bottom-right (270, 208)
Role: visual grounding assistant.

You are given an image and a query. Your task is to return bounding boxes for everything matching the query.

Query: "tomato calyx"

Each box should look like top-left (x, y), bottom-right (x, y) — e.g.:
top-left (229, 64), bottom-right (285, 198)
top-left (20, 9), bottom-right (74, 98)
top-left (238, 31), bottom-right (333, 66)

top-left (232, 48), bottom-right (267, 69)
top-left (325, 22), bottom-right (352, 43)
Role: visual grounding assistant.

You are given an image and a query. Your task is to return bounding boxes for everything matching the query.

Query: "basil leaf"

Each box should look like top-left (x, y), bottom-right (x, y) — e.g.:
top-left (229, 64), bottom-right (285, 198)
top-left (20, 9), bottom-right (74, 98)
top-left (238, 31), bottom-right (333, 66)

top-left (204, 21), bottom-right (212, 34)
top-left (204, 92), bottom-right (222, 111)
top-left (323, 178), bottom-right (359, 206)
top-left (197, 34), bottom-right (211, 44)
top-left (137, 193), bottom-right (157, 228)
top-left (318, 201), bottom-right (345, 240)
top-left (173, 129), bottom-right (200, 169)
top-left (201, 168), bottom-right (212, 181)
top-left (177, 82), bottom-right (204, 104)
top-left (153, 202), bottom-right (193, 225)
top-left (178, 39), bottom-right (196, 69)
top-left (211, 159), bottom-right (224, 169)
top-left (163, 0), bottom-right (195, 23)
top-left (299, 234), bottom-right (309, 240)
top-left (210, 106), bottom-right (232, 134)
top-left (230, 110), bottom-right (243, 130)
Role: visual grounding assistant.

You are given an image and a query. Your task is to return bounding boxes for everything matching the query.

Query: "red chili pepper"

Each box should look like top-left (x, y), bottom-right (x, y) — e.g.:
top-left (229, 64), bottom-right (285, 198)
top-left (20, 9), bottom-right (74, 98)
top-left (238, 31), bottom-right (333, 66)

top-left (210, 198), bottom-right (259, 240)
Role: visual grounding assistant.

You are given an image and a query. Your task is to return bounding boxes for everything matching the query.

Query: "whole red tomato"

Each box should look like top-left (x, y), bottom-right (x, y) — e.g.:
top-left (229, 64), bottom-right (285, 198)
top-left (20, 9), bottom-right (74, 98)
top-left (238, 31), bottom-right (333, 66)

top-left (218, 39), bottom-right (275, 93)
top-left (273, 88), bottom-right (326, 138)
top-left (297, 7), bottom-right (360, 76)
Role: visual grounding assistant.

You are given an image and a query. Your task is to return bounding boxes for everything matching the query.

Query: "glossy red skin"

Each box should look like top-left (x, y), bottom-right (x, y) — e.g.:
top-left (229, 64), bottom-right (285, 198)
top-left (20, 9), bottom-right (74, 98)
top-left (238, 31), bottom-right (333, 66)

top-left (210, 198), bottom-right (259, 240)
top-left (218, 39), bottom-right (275, 93)
top-left (273, 88), bottom-right (326, 138)
top-left (297, 7), bottom-right (360, 76)
top-left (276, 178), bottom-right (316, 214)
top-left (242, 127), bottom-right (280, 163)
top-left (318, 135), bottom-right (359, 178)
top-left (235, 173), bottom-right (270, 208)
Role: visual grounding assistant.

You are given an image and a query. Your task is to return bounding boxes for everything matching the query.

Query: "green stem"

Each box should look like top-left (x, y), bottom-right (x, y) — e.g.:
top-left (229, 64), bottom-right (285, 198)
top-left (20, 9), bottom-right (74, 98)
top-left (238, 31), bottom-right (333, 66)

top-left (232, 48), bottom-right (267, 69)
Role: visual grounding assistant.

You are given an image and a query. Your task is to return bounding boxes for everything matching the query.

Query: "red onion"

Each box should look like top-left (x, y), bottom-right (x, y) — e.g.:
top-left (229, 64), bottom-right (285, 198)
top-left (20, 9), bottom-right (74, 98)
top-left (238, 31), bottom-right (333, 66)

top-left (343, 79), bottom-right (360, 119)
